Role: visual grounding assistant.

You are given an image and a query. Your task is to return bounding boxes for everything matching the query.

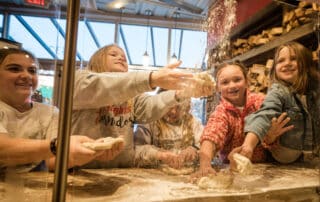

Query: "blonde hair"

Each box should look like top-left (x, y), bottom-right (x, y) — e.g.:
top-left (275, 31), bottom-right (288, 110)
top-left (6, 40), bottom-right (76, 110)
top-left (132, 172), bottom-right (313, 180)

top-left (156, 100), bottom-right (195, 149)
top-left (270, 41), bottom-right (317, 94)
top-left (88, 44), bottom-right (123, 73)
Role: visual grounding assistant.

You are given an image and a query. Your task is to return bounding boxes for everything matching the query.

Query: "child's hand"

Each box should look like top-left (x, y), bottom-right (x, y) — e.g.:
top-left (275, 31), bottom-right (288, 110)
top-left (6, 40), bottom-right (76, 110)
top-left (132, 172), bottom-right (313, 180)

top-left (228, 145), bottom-right (253, 172)
top-left (228, 146), bottom-right (242, 172)
top-left (179, 146), bottom-right (198, 163)
top-left (190, 164), bottom-right (216, 183)
top-left (150, 61), bottom-right (194, 90)
top-left (239, 144), bottom-right (254, 159)
top-left (157, 151), bottom-right (182, 169)
top-left (264, 112), bottom-right (294, 145)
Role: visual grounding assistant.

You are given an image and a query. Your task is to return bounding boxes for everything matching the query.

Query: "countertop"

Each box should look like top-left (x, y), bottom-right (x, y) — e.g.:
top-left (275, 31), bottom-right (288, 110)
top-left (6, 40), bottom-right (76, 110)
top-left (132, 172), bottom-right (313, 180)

top-left (1, 163), bottom-right (319, 202)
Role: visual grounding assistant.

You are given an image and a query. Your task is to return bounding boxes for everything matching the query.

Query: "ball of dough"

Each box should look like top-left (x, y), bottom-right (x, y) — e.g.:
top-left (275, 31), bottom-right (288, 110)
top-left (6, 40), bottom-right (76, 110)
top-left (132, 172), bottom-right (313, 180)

top-left (233, 153), bottom-right (253, 175)
top-left (198, 171), bottom-right (233, 189)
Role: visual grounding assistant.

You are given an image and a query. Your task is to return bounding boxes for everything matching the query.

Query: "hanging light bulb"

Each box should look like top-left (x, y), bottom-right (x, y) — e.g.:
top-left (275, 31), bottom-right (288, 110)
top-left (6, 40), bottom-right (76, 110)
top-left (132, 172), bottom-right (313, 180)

top-left (142, 9), bottom-right (152, 68)
top-left (142, 51), bottom-right (150, 67)
top-left (170, 12), bottom-right (179, 64)
top-left (170, 53), bottom-right (178, 64)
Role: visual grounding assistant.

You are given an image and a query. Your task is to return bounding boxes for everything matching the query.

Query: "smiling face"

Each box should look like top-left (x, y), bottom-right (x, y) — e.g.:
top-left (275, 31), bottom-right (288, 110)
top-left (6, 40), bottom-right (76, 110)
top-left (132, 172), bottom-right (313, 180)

top-left (216, 64), bottom-right (247, 107)
top-left (105, 46), bottom-right (128, 72)
top-left (0, 53), bottom-right (38, 108)
top-left (274, 47), bottom-right (299, 84)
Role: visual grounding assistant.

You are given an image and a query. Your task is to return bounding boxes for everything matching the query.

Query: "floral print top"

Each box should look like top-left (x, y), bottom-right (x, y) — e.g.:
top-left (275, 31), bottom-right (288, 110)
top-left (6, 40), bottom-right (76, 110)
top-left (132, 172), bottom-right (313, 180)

top-left (201, 90), bottom-right (266, 163)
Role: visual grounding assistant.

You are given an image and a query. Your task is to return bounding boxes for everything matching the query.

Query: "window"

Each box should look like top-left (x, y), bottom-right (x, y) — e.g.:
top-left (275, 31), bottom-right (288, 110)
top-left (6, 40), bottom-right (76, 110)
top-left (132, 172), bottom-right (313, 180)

top-left (171, 28), bottom-right (207, 69)
top-left (153, 27), bottom-right (169, 66)
top-left (89, 21), bottom-right (115, 47)
top-left (9, 15), bottom-right (53, 59)
top-left (6, 14), bottom-right (206, 69)
top-left (21, 16), bottom-right (65, 59)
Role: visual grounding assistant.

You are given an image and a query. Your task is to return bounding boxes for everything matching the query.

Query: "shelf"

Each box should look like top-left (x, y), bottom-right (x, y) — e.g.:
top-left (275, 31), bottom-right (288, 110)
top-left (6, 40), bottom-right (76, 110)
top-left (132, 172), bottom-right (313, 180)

top-left (231, 22), bottom-right (315, 63)
top-left (230, 3), bottom-right (282, 40)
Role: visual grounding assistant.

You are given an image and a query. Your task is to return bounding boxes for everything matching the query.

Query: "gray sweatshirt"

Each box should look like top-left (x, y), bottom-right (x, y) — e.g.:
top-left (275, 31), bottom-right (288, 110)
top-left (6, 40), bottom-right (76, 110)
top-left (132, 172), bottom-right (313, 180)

top-left (72, 69), bottom-right (180, 168)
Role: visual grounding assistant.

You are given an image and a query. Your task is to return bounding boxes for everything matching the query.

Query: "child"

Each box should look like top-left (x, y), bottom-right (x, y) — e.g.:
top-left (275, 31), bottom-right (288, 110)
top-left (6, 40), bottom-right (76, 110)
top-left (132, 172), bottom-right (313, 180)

top-left (234, 41), bottom-right (320, 164)
top-left (0, 48), bottom-right (105, 172)
top-left (193, 61), bottom-right (267, 176)
top-left (72, 44), bottom-right (214, 168)
top-left (134, 97), bottom-right (203, 169)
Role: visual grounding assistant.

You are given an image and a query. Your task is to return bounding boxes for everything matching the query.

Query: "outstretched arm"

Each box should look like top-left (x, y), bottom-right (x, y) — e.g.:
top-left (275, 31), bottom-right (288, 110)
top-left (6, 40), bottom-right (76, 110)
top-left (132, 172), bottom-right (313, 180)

top-left (0, 133), bottom-right (52, 166)
top-left (191, 140), bottom-right (217, 180)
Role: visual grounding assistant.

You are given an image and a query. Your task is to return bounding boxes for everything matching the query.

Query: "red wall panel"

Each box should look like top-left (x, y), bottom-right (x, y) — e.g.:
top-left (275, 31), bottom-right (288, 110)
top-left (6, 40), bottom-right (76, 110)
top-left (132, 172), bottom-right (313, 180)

top-left (236, 0), bottom-right (273, 25)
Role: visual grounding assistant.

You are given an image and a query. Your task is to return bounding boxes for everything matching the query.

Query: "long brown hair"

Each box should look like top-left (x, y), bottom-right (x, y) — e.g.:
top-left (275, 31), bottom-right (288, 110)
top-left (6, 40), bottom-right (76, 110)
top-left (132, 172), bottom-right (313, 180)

top-left (270, 41), bottom-right (317, 94)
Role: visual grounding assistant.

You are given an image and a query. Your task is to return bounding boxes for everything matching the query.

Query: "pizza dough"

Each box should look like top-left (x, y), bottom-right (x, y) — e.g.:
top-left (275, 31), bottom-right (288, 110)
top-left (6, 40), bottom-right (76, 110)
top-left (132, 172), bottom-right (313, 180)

top-left (233, 153), bottom-right (253, 175)
top-left (194, 71), bottom-right (215, 88)
top-left (198, 170), bottom-right (234, 189)
top-left (194, 71), bottom-right (215, 83)
top-left (160, 165), bottom-right (194, 175)
top-left (82, 137), bottom-right (124, 151)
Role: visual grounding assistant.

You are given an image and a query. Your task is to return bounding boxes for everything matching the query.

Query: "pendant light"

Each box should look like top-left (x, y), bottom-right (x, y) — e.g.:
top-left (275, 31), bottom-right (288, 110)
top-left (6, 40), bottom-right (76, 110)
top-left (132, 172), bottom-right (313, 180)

top-left (142, 9), bottom-right (152, 67)
top-left (170, 12), bottom-right (180, 64)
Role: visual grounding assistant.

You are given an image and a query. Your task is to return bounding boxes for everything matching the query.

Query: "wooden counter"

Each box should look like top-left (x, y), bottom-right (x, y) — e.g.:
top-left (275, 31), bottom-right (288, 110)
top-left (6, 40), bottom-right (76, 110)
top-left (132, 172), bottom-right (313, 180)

top-left (0, 164), bottom-right (319, 202)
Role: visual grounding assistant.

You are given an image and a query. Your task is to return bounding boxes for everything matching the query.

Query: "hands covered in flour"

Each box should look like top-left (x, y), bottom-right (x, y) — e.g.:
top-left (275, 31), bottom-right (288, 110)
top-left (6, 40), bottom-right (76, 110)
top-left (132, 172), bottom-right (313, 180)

top-left (150, 61), bottom-right (215, 99)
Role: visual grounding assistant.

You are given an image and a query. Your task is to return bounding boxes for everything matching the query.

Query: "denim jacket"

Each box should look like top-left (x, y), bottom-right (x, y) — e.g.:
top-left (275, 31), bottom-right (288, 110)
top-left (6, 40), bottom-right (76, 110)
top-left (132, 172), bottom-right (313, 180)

top-left (245, 83), bottom-right (319, 151)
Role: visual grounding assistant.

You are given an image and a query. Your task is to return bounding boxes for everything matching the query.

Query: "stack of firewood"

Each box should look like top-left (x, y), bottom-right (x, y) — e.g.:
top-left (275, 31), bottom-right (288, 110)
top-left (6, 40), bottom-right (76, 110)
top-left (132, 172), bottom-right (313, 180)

top-left (232, 26), bottom-right (283, 56)
top-left (231, 1), bottom-right (319, 57)
top-left (283, 1), bottom-right (319, 33)
top-left (247, 60), bottom-right (273, 94)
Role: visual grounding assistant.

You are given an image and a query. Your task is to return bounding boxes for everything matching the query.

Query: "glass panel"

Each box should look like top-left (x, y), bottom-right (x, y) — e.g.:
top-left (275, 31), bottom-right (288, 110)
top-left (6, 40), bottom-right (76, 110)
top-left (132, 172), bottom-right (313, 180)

top-left (90, 21), bottom-right (115, 47)
top-left (180, 30), bottom-right (207, 69)
top-left (1, 10), bottom-right (61, 202)
top-left (0, 14), bottom-right (3, 37)
top-left (153, 26), bottom-right (168, 66)
top-left (121, 24), bottom-right (151, 66)
top-left (36, 72), bottom-right (55, 104)
top-left (8, 15), bottom-right (53, 59)
top-left (77, 20), bottom-right (99, 61)
top-left (118, 25), bottom-right (129, 63)
top-left (21, 16), bottom-right (65, 59)
top-left (56, 18), bottom-right (82, 61)
top-left (191, 98), bottom-right (205, 124)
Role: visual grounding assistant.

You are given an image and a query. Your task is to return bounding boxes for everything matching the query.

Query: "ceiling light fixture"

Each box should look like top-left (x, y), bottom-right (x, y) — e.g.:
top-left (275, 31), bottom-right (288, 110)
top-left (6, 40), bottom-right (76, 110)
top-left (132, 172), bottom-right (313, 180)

top-left (170, 12), bottom-right (179, 64)
top-left (142, 9), bottom-right (152, 68)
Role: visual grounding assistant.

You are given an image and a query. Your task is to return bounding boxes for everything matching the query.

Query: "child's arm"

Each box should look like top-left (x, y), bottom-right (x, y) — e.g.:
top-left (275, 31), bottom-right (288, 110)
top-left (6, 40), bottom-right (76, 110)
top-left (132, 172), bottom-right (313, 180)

top-left (240, 132), bottom-right (260, 159)
top-left (191, 140), bottom-right (217, 180)
top-left (228, 133), bottom-right (259, 171)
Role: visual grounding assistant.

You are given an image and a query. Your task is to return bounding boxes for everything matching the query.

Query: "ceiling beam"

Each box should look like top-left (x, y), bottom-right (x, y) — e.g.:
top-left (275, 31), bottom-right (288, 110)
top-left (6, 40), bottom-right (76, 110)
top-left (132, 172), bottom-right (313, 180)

top-left (158, 0), bottom-right (203, 14)
top-left (0, 3), bottom-right (204, 30)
